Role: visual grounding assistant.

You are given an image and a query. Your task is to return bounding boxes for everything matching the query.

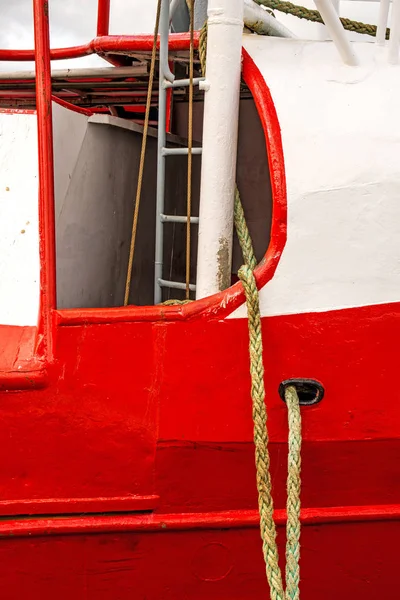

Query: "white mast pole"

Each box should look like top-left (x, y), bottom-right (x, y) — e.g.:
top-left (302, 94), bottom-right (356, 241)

top-left (196, 0), bottom-right (244, 299)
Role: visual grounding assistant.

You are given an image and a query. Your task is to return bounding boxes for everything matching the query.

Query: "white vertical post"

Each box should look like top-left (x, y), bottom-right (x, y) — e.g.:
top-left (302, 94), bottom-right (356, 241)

top-left (389, 0), bottom-right (400, 63)
top-left (314, 0), bottom-right (359, 65)
top-left (196, 0), bottom-right (244, 299)
top-left (376, 0), bottom-right (390, 45)
top-left (331, 0), bottom-right (340, 13)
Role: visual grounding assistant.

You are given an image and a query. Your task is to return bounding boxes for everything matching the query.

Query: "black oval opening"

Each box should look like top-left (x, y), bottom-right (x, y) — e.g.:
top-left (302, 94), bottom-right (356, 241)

top-left (279, 379), bottom-right (324, 406)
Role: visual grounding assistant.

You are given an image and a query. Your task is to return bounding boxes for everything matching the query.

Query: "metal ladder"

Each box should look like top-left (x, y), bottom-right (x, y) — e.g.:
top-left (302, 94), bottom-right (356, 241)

top-left (154, 0), bottom-right (205, 304)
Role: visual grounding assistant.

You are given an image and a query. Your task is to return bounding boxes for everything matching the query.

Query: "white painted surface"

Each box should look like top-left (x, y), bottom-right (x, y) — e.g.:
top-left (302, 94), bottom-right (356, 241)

top-left (232, 38), bottom-right (400, 318)
top-left (0, 113), bottom-right (40, 327)
top-left (389, 0), bottom-right (400, 63)
top-left (0, 103), bottom-right (89, 327)
top-left (196, 0), bottom-right (244, 298)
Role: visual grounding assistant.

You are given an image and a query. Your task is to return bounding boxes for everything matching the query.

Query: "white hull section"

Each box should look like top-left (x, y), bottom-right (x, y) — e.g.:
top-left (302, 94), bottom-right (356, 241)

top-left (232, 38), bottom-right (400, 318)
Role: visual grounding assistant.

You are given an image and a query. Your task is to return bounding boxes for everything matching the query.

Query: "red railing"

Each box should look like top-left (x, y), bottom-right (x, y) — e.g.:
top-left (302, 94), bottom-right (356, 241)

top-left (33, 0), bottom-right (56, 361)
top-left (97, 0), bottom-right (111, 36)
top-left (0, 0), bottom-right (195, 370)
top-left (0, 0), bottom-right (114, 363)
top-left (0, 1), bottom-right (287, 354)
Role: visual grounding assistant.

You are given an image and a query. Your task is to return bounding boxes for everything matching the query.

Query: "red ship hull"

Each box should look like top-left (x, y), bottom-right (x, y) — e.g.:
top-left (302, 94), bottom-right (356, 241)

top-left (0, 301), bottom-right (399, 598)
top-left (0, 1), bottom-right (399, 598)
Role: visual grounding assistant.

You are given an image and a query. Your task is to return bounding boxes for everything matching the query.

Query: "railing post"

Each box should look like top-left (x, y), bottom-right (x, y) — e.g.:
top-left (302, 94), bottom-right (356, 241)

top-left (313, 0), bottom-right (359, 65)
top-left (196, 0), bottom-right (244, 299)
top-left (33, 0), bottom-right (56, 359)
top-left (97, 0), bottom-right (111, 36)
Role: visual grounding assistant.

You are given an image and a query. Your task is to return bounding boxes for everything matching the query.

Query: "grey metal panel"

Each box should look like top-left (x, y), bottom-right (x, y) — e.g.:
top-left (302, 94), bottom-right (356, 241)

top-left (56, 119), bottom-right (200, 308)
top-left (194, 0), bottom-right (208, 29)
top-left (171, 0), bottom-right (189, 32)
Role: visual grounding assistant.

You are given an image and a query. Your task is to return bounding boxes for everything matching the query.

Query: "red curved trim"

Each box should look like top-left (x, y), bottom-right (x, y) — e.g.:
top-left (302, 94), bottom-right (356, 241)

top-left (52, 96), bottom-right (93, 117)
top-left (56, 46), bottom-right (287, 325)
top-left (97, 0), bottom-right (111, 37)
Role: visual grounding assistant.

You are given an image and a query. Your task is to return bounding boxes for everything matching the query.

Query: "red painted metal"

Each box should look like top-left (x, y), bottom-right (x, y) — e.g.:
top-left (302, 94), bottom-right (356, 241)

top-left (93, 32), bottom-right (200, 53)
top-left (51, 95), bottom-right (93, 116)
top-left (0, 519), bottom-right (398, 599)
top-left (0, 301), bottom-right (399, 504)
top-left (0, 43), bottom-right (94, 62)
top-left (166, 61), bottom-right (174, 133)
top-left (97, 0), bottom-right (111, 37)
top-left (0, 33), bottom-right (196, 63)
top-left (0, 495), bottom-right (159, 517)
top-left (1, 504), bottom-right (400, 539)
top-left (33, 0), bottom-right (56, 362)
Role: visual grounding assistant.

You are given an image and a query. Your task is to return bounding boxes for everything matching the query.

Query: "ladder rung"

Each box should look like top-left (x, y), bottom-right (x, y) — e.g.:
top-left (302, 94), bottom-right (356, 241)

top-left (158, 278), bottom-right (196, 292)
top-left (161, 214), bottom-right (199, 224)
top-left (162, 147), bottom-right (202, 156)
top-left (164, 77), bottom-right (205, 89)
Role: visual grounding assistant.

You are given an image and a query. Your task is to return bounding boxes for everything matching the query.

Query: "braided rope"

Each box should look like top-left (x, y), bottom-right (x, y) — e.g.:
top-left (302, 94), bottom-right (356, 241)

top-left (285, 385), bottom-right (302, 600)
top-left (254, 0), bottom-right (390, 39)
top-left (161, 299), bottom-right (192, 306)
top-left (199, 21), bottom-right (208, 76)
top-left (239, 264), bottom-right (284, 600)
top-left (235, 186), bottom-right (257, 271)
top-left (165, 14), bottom-right (303, 598)
top-left (238, 265), bottom-right (302, 600)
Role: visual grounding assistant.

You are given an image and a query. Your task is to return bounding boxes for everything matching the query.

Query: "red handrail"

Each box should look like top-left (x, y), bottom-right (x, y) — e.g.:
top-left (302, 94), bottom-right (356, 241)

top-left (33, 0), bottom-right (56, 360)
top-left (0, 44), bottom-right (93, 62)
top-left (0, 32), bottom-right (196, 63)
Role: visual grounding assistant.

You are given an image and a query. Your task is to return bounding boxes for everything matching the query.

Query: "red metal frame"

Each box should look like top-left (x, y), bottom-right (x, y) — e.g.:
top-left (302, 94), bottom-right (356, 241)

top-left (97, 0), bottom-right (111, 36)
top-left (0, 1), bottom-right (287, 370)
top-left (51, 95), bottom-right (93, 116)
top-left (33, 0), bottom-right (56, 361)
